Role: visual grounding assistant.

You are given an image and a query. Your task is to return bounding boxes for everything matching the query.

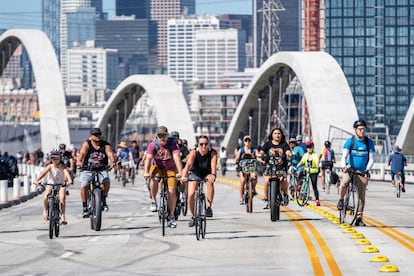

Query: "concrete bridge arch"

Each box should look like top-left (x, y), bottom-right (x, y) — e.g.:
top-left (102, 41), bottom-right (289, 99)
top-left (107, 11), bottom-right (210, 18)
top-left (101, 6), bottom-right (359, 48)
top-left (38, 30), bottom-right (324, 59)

top-left (0, 29), bottom-right (70, 152)
top-left (222, 51), bottom-right (359, 152)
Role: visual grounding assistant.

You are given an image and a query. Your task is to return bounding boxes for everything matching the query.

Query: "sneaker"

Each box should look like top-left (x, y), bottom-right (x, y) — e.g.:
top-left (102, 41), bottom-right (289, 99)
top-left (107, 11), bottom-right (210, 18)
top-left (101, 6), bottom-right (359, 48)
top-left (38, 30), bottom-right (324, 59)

top-left (206, 207), bottom-right (213, 217)
top-left (262, 200), bottom-right (269, 209)
top-left (283, 194), bottom-right (289, 206)
top-left (102, 203), bottom-right (109, 212)
top-left (188, 217), bottom-right (195, 227)
top-left (149, 202), bottom-right (157, 212)
top-left (82, 208), bottom-right (89, 218)
top-left (239, 199), bottom-right (244, 205)
top-left (337, 199), bottom-right (344, 210)
top-left (316, 200), bottom-right (321, 206)
top-left (168, 216), bottom-right (177, 228)
top-left (402, 186), bottom-right (406, 193)
top-left (355, 217), bottom-right (366, 226)
top-left (391, 181), bottom-right (395, 187)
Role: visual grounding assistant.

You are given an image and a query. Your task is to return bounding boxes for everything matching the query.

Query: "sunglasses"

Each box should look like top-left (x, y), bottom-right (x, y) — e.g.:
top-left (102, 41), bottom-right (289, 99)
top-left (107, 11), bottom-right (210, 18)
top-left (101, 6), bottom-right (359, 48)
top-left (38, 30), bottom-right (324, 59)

top-left (157, 133), bottom-right (167, 139)
top-left (199, 143), bottom-right (208, 146)
top-left (357, 127), bottom-right (366, 131)
top-left (244, 139), bottom-right (251, 142)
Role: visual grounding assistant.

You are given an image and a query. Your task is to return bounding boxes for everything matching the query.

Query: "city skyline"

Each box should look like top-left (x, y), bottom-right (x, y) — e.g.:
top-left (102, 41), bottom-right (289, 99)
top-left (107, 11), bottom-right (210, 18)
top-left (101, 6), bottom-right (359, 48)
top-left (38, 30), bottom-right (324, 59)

top-left (0, 0), bottom-right (252, 30)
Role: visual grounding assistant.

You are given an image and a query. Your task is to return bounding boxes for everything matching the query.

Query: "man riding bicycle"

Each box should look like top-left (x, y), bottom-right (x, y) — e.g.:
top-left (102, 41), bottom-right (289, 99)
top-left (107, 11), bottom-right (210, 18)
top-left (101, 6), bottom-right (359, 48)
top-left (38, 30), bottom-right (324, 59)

top-left (116, 141), bottom-right (131, 183)
top-left (144, 126), bottom-right (183, 228)
top-left (337, 119), bottom-right (375, 226)
top-left (319, 140), bottom-right (336, 191)
top-left (388, 145), bottom-right (407, 192)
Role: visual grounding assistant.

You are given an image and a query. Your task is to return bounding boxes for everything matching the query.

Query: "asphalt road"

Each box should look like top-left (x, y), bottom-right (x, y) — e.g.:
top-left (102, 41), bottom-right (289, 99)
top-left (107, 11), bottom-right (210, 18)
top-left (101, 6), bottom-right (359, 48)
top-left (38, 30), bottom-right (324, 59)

top-left (0, 171), bottom-right (413, 276)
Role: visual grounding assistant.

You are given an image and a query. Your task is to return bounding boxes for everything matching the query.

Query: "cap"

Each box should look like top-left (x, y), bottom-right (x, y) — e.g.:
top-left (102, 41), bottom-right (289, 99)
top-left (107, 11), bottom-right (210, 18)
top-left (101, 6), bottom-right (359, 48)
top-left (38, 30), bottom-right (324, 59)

top-left (288, 138), bottom-right (297, 143)
top-left (90, 127), bottom-right (102, 135)
top-left (296, 135), bottom-right (303, 141)
top-left (392, 145), bottom-right (401, 152)
top-left (243, 135), bottom-right (252, 141)
top-left (59, 143), bottom-right (66, 149)
top-left (170, 131), bottom-right (180, 139)
top-left (156, 126), bottom-right (168, 135)
top-left (306, 140), bottom-right (314, 147)
top-left (118, 141), bottom-right (127, 148)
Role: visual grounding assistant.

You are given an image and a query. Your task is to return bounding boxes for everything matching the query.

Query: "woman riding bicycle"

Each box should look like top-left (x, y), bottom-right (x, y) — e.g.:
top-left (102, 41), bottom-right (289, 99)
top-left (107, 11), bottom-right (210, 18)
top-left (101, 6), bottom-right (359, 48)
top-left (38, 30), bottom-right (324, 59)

top-left (34, 149), bottom-right (73, 225)
top-left (182, 135), bottom-right (217, 227)
top-left (233, 135), bottom-right (258, 205)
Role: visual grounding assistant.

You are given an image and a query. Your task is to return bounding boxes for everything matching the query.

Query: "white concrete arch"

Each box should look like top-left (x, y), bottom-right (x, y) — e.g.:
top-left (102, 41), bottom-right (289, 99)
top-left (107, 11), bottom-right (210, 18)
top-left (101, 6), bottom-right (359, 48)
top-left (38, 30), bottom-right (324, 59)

top-left (0, 29), bottom-right (70, 151)
top-left (395, 98), bottom-right (414, 154)
top-left (222, 51), bottom-right (358, 152)
top-left (96, 74), bottom-right (196, 147)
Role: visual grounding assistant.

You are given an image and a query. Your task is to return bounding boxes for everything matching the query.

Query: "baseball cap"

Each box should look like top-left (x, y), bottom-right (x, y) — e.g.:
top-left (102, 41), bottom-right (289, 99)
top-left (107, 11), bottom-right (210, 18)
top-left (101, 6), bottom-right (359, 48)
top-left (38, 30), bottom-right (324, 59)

top-left (90, 127), bottom-right (102, 135)
top-left (243, 135), bottom-right (252, 141)
top-left (306, 140), bottom-right (314, 147)
top-left (288, 138), bottom-right (296, 143)
top-left (156, 126), bottom-right (168, 135)
top-left (296, 135), bottom-right (303, 141)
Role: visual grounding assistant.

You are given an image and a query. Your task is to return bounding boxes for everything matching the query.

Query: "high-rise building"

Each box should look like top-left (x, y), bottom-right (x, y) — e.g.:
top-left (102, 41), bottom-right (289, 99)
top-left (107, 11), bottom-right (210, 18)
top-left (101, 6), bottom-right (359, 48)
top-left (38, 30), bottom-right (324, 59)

top-left (116, 0), bottom-right (150, 18)
top-left (42, 0), bottom-right (61, 58)
top-left (167, 15), bottom-right (219, 83)
top-left (151, 0), bottom-right (195, 71)
top-left (95, 17), bottom-right (158, 79)
top-left (194, 29), bottom-right (246, 88)
top-left (324, 0), bottom-right (414, 137)
top-left (67, 40), bottom-right (118, 96)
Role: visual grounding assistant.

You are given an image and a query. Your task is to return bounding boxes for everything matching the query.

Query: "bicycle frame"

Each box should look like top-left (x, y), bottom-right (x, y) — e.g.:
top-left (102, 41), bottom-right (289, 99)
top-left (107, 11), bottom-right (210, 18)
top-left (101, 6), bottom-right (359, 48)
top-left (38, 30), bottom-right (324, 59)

top-left (153, 175), bottom-right (177, 237)
top-left (296, 167), bottom-right (311, 207)
top-left (195, 179), bottom-right (207, 240)
top-left (88, 170), bottom-right (104, 231)
top-left (46, 183), bottom-right (65, 239)
top-left (239, 159), bottom-right (257, 213)
top-left (340, 168), bottom-right (362, 225)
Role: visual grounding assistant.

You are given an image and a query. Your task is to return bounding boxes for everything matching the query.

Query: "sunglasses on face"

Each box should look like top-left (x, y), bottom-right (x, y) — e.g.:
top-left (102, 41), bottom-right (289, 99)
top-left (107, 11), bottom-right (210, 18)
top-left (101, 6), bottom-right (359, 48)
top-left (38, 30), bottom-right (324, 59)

top-left (157, 133), bottom-right (167, 139)
top-left (244, 139), bottom-right (251, 142)
top-left (199, 143), bottom-right (208, 146)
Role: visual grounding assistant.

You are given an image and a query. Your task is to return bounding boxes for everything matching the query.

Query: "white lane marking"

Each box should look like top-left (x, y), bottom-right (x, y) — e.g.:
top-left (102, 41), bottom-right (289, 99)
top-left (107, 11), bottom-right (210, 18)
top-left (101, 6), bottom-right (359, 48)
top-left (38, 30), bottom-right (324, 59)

top-left (60, 251), bottom-right (74, 259)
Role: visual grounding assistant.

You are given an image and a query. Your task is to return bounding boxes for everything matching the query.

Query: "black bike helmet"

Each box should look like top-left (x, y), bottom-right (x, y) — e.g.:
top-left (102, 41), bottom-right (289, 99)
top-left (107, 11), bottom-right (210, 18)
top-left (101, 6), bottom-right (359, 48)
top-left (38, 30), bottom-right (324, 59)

top-left (50, 149), bottom-right (61, 158)
top-left (353, 119), bottom-right (367, 128)
top-left (324, 140), bottom-right (331, 147)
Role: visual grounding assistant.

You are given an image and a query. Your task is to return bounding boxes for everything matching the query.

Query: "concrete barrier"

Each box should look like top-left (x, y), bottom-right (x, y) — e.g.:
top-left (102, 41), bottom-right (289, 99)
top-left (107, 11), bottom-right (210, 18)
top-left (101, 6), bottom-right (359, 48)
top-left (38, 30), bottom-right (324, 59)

top-left (0, 179), bottom-right (10, 209)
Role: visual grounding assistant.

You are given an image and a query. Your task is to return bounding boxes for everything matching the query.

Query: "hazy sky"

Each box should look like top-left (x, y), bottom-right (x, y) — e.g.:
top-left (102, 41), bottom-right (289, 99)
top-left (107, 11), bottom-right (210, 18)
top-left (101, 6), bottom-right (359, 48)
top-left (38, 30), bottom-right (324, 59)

top-left (0, 0), bottom-right (252, 30)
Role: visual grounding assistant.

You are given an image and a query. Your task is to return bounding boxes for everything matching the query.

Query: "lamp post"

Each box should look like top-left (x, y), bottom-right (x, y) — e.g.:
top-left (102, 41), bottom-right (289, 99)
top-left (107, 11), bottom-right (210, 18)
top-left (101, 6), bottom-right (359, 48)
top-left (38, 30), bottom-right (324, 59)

top-left (115, 109), bottom-right (119, 147)
top-left (107, 123), bottom-right (111, 145)
top-left (267, 77), bottom-right (274, 135)
top-left (257, 90), bottom-right (264, 145)
top-left (248, 109), bottom-right (253, 137)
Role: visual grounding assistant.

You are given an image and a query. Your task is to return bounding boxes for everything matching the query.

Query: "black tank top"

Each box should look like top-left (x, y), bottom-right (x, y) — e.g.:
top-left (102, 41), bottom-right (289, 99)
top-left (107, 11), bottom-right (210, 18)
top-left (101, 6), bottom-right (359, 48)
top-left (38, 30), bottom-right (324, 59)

top-left (190, 149), bottom-right (212, 178)
top-left (82, 140), bottom-right (109, 171)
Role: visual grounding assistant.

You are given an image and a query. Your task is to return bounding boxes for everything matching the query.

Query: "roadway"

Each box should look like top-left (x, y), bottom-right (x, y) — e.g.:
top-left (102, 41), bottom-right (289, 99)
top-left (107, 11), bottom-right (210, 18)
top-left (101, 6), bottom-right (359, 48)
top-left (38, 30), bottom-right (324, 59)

top-left (0, 171), bottom-right (413, 275)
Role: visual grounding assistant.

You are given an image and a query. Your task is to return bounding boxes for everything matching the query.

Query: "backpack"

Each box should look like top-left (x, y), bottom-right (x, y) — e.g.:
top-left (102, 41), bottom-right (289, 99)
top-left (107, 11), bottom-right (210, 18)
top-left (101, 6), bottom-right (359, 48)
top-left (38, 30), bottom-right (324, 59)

top-left (350, 135), bottom-right (370, 167)
top-left (240, 147), bottom-right (257, 159)
top-left (153, 137), bottom-right (176, 155)
top-left (0, 157), bottom-right (10, 180)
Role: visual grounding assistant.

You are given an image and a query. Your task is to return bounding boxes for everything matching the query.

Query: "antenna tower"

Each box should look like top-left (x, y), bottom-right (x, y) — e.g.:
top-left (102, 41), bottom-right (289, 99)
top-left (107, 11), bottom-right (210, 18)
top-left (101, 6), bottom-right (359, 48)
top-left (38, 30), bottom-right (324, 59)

top-left (258, 0), bottom-right (285, 65)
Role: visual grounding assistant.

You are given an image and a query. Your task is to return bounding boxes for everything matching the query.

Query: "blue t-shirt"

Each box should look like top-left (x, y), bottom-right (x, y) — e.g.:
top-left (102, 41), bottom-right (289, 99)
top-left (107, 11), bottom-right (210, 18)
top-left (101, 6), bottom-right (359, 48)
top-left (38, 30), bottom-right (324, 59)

top-left (291, 146), bottom-right (305, 166)
top-left (388, 152), bottom-right (406, 174)
top-left (117, 148), bottom-right (130, 161)
top-left (343, 136), bottom-right (375, 172)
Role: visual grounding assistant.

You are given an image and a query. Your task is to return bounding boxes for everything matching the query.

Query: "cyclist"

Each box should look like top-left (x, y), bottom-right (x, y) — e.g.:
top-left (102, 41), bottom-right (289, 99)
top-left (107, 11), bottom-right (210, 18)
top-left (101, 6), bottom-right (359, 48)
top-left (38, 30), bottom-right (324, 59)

top-left (388, 145), bottom-right (407, 192)
top-left (76, 127), bottom-right (116, 217)
top-left (296, 135), bottom-right (307, 152)
top-left (143, 126), bottom-right (183, 228)
top-left (219, 146), bottom-right (228, 176)
top-left (289, 138), bottom-right (305, 167)
top-left (337, 119), bottom-right (375, 226)
top-left (297, 141), bottom-right (321, 206)
top-left (116, 141), bottom-right (131, 183)
top-left (182, 135), bottom-right (217, 226)
top-left (319, 140), bottom-right (336, 191)
top-left (233, 135), bottom-right (258, 205)
top-left (34, 149), bottom-right (73, 224)
top-left (59, 143), bottom-right (75, 182)
top-left (258, 127), bottom-right (292, 209)
top-left (129, 140), bottom-right (141, 175)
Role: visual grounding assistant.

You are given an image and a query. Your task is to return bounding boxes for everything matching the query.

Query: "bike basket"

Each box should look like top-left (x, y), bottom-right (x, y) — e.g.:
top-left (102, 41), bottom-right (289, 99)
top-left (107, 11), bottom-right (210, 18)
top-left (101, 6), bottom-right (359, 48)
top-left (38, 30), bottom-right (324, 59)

top-left (239, 159), bottom-right (257, 172)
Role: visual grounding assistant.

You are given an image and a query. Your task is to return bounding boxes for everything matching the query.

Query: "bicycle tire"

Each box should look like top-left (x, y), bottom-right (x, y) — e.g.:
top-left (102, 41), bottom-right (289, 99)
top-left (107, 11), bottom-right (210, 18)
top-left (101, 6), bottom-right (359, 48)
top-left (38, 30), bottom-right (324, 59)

top-left (174, 188), bottom-right (181, 220)
top-left (326, 170), bottom-right (331, 195)
top-left (130, 167), bottom-right (135, 185)
top-left (288, 173), bottom-right (297, 200)
top-left (246, 178), bottom-right (253, 213)
top-left (270, 178), bottom-right (280, 221)
top-left (54, 200), bottom-right (60, 237)
top-left (296, 177), bottom-right (310, 207)
top-left (48, 197), bottom-right (54, 239)
top-left (195, 194), bottom-right (201, 240)
top-left (159, 190), bottom-right (167, 237)
top-left (395, 174), bottom-right (401, 198)
top-left (200, 194), bottom-right (206, 239)
top-left (91, 188), bottom-right (102, 231)
top-left (181, 190), bottom-right (188, 216)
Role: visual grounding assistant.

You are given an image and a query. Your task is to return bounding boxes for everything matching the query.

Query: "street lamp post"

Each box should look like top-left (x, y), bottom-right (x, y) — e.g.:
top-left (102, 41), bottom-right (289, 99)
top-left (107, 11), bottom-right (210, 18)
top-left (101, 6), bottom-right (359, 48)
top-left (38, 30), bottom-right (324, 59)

top-left (267, 77), bottom-right (274, 135)
top-left (248, 109), bottom-right (253, 137)
top-left (115, 109), bottom-right (119, 146)
top-left (257, 90), bottom-right (264, 145)
top-left (107, 123), bottom-right (111, 145)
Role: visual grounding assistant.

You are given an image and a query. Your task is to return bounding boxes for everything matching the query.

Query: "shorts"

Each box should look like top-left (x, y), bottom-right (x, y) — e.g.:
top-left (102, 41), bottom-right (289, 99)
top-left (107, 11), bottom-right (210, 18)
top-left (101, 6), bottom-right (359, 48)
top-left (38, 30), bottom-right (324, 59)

top-left (149, 165), bottom-right (177, 188)
top-left (321, 161), bottom-right (333, 170)
top-left (79, 170), bottom-right (110, 188)
top-left (120, 160), bottom-right (130, 167)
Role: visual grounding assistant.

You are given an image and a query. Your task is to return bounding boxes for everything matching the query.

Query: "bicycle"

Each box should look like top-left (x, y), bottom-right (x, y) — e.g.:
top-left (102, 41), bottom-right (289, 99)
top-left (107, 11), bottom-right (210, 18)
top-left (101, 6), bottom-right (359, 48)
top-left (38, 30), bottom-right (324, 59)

top-left (266, 156), bottom-right (287, 222)
top-left (194, 178), bottom-right (207, 240)
top-left (42, 183), bottom-right (66, 239)
top-left (395, 172), bottom-right (402, 198)
top-left (153, 175), bottom-right (177, 236)
top-left (296, 163), bottom-right (312, 207)
top-left (87, 169), bottom-right (105, 231)
top-left (239, 159), bottom-right (257, 213)
top-left (179, 182), bottom-right (188, 217)
top-left (287, 165), bottom-right (299, 200)
top-left (339, 167), bottom-right (364, 225)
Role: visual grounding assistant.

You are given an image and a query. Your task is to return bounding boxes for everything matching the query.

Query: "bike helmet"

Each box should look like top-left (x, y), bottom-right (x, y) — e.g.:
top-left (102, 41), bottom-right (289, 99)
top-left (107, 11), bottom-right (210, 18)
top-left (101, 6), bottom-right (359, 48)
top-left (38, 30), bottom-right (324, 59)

top-left (324, 140), bottom-right (331, 147)
top-left (170, 131), bottom-right (180, 139)
top-left (50, 149), bottom-right (61, 158)
top-left (353, 119), bottom-right (367, 128)
top-left (305, 140), bottom-right (314, 148)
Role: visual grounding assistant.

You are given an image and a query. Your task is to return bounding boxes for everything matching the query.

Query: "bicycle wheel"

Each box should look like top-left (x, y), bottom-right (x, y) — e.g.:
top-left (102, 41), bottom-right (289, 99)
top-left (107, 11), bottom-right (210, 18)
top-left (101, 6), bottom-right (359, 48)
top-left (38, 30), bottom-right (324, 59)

top-left (288, 175), bottom-right (297, 200)
top-left (91, 188), bottom-right (102, 231)
top-left (296, 178), bottom-right (310, 207)
top-left (326, 170), bottom-right (331, 194)
top-left (195, 192), bottom-right (206, 240)
top-left (246, 179), bottom-right (253, 213)
top-left (270, 178), bottom-right (280, 222)
top-left (130, 166), bottom-right (135, 185)
top-left (47, 197), bottom-right (55, 239)
top-left (159, 191), bottom-right (167, 237)
top-left (200, 194), bottom-right (206, 239)
top-left (54, 200), bottom-right (60, 237)
top-left (181, 190), bottom-right (188, 216)
top-left (174, 187), bottom-right (181, 220)
top-left (395, 174), bottom-right (401, 198)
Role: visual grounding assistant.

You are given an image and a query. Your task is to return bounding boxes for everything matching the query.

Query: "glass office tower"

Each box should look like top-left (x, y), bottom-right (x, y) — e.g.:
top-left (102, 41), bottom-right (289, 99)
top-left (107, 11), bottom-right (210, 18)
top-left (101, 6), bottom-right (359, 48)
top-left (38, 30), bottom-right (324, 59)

top-left (324, 0), bottom-right (414, 136)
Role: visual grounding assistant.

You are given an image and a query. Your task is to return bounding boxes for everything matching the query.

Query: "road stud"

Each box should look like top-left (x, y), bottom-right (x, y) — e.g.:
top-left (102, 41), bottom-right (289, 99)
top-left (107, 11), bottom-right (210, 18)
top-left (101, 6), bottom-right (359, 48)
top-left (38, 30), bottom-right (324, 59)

top-left (371, 255), bottom-right (389, 262)
top-left (379, 264), bottom-right (399, 272)
top-left (362, 246), bottom-right (379, 253)
top-left (351, 233), bottom-right (365, 239)
top-left (356, 239), bottom-right (371, 245)
top-left (343, 227), bottom-right (357, 233)
top-left (339, 223), bottom-right (351, 228)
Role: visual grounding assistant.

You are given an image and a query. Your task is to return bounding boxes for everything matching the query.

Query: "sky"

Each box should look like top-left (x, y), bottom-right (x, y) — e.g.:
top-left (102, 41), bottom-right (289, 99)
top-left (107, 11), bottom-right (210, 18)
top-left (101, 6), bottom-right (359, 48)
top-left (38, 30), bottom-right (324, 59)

top-left (0, 0), bottom-right (252, 30)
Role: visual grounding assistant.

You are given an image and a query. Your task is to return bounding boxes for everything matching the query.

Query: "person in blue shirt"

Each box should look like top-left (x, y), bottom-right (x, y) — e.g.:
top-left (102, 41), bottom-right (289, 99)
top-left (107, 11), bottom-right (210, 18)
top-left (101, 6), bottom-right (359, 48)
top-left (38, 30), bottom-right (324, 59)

top-left (388, 145), bottom-right (407, 192)
top-left (337, 119), bottom-right (375, 226)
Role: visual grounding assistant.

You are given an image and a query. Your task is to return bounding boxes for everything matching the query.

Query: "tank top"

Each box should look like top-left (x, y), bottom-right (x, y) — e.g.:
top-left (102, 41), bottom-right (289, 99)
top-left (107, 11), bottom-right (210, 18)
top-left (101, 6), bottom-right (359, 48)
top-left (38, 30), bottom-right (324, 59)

top-left (47, 164), bottom-right (65, 184)
top-left (82, 140), bottom-right (109, 171)
top-left (190, 149), bottom-right (213, 178)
